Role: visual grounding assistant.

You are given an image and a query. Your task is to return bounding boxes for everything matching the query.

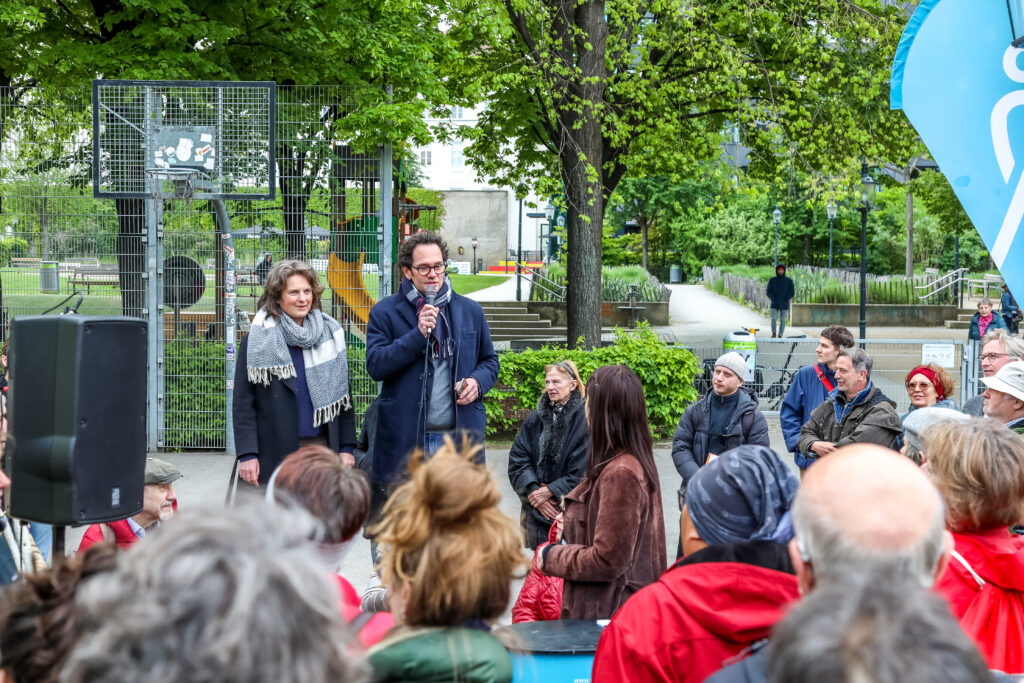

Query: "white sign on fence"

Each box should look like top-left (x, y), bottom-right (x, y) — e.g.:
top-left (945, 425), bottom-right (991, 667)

top-left (449, 260), bottom-right (471, 275)
top-left (921, 343), bottom-right (956, 368)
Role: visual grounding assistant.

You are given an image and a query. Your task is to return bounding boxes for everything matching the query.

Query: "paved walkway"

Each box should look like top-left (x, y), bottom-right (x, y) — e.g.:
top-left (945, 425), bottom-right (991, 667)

top-left (464, 272), bottom-right (529, 302)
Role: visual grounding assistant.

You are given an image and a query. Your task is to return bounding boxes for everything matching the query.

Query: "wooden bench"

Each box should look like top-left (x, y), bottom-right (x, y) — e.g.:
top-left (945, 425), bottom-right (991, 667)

top-left (70, 265), bottom-right (120, 293)
top-left (59, 258), bottom-right (101, 273)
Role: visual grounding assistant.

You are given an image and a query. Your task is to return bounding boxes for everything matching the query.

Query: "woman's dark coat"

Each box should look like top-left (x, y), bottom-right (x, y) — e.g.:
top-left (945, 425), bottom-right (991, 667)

top-left (507, 391), bottom-right (588, 548)
top-left (232, 333), bottom-right (356, 485)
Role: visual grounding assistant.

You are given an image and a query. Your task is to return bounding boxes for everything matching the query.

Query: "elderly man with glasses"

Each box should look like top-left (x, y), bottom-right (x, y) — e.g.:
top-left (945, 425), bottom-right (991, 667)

top-left (365, 230), bottom-right (499, 541)
top-left (962, 329), bottom-right (1024, 417)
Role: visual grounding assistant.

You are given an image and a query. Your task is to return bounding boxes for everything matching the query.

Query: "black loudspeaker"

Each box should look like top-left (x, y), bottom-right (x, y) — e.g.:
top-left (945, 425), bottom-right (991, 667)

top-left (8, 316), bottom-right (147, 525)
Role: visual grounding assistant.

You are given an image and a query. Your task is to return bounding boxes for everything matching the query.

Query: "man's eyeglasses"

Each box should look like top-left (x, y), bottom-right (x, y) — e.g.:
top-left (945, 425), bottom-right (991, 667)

top-left (981, 353), bottom-right (1008, 362)
top-left (413, 263), bottom-right (446, 276)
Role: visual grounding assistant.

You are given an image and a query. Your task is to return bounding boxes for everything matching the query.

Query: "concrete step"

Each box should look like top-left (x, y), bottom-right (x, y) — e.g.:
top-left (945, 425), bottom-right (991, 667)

top-left (945, 320), bottom-right (971, 329)
top-left (491, 329), bottom-right (568, 340)
top-left (485, 314), bottom-right (543, 322)
top-left (487, 320), bottom-right (551, 330)
top-left (957, 313), bottom-right (975, 322)
top-left (480, 302), bottom-right (531, 310)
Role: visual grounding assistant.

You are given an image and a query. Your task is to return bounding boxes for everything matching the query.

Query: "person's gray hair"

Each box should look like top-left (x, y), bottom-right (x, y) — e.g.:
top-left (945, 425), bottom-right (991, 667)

top-left (765, 572), bottom-right (990, 683)
top-left (981, 328), bottom-right (1024, 360)
top-left (792, 483), bottom-right (946, 588)
top-left (61, 501), bottom-right (366, 683)
top-left (838, 346), bottom-right (873, 378)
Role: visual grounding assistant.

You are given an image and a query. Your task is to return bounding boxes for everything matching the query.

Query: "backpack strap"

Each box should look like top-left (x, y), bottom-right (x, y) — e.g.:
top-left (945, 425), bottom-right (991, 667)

top-left (348, 610), bottom-right (377, 632)
top-left (814, 364), bottom-right (835, 393)
top-left (741, 409), bottom-right (755, 438)
top-left (951, 549), bottom-right (986, 588)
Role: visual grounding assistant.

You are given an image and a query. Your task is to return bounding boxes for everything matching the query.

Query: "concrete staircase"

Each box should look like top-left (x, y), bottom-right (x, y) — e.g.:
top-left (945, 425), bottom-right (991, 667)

top-left (944, 308), bottom-right (978, 330)
top-left (481, 302), bottom-right (567, 343)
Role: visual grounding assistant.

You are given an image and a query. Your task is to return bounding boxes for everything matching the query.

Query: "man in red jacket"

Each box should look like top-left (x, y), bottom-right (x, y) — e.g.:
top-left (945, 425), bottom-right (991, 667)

top-left (78, 458), bottom-right (181, 552)
top-left (592, 445), bottom-right (800, 683)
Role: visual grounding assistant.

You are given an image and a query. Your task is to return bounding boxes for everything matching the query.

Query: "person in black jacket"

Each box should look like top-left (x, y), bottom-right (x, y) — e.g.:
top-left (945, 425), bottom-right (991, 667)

top-left (507, 360), bottom-right (588, 548)
top-left (765, 264), bottom-right (795, 338)
top-left (233, 260), bottom-right (356, 486)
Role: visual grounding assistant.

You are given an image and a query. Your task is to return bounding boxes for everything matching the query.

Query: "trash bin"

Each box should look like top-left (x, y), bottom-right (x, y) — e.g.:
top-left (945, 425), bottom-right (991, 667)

top-left (498, 619), bottom-right (604, 682)
top-left (40, 261), bottom-right (59, 293)
top-left (723, 330), bottom-right (756, 382)
top-left (669, 264), bottom-right (682, 283)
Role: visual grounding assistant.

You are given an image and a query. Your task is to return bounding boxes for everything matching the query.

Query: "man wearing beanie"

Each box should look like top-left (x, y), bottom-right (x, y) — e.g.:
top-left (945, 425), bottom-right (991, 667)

top-left (672, 351), bottom-right (769, 513)
top-left (592, 445), bottom-right (800, 683)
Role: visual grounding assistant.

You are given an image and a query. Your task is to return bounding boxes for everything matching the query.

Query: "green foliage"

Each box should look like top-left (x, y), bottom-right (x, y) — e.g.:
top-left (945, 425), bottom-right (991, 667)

top-left (405, 188), bottom-right (447, 233)
top-left (164, 339), bottom-right (226, 450)
top-left (485, 325), bottom-right (699, 438)
top-left (540, 264), bottom-right (663, 302)
top-left (0, 237), bottom-right (28, 265)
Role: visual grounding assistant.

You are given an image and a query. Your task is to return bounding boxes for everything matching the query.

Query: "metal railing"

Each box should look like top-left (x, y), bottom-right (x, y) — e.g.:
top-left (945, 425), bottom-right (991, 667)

top-left (915, 268), bottom-right (968, 300)
top-left (516, 263), bottom-right (566, 300)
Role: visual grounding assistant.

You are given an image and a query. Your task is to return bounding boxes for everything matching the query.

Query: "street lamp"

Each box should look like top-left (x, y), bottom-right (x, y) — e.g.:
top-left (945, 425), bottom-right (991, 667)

top-left (471, 236), bottom-right (478, 274)
top-left (826, 201), bottom-right (838, 270)
top-left (772, 206), bottom-right (782, 266)
top-left (1008, 0), bottom-right (1024, 46)
top-left (858, 163), bottom-right (879, 342)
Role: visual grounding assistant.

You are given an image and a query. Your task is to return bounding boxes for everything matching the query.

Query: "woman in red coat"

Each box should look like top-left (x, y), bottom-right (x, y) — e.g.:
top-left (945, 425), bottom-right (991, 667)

top-left (535, 365), bottom-right (666, 620)
top-left (923, 417), bottom-right (1024, 675)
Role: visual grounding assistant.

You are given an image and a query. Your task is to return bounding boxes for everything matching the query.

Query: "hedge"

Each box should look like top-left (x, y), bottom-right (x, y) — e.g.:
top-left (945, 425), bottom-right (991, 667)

top-left (485, 324), bottom-right (699, 439)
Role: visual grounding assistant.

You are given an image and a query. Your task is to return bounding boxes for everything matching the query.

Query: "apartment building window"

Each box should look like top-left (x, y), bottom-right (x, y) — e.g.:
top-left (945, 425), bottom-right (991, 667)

top-left (451, 106), bottom-right (463, 120)
top-left (451, 141), bottom-right (465, 168)
top-left (420, 150), bottom-right (432, 166)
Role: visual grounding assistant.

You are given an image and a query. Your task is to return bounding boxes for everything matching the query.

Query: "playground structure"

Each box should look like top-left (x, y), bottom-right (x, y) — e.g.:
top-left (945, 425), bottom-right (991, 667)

top-left (0, 82), bottom-right (428, 451)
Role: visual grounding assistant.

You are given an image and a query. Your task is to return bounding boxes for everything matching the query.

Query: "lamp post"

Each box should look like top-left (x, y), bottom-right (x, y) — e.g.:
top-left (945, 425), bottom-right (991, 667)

top-left (471, 236), bottom-right (478, 274)
top-left (826, 201), bottom-right (838, 270)
top-left (772, 206), bottom-right (782, 266)
top-left (858, 163), bottom-right (879, 343)
top-left (1007, 0), bottom-right (1024, 46)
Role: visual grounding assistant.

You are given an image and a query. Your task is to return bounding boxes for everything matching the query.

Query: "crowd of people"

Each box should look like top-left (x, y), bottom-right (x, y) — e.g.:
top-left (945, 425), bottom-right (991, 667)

top-left (0, 232), bottom-right (1022, 682)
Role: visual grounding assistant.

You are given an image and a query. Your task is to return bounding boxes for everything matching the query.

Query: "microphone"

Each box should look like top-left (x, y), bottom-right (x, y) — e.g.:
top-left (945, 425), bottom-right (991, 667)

top-left (424, 285), bottom-right (437, 334)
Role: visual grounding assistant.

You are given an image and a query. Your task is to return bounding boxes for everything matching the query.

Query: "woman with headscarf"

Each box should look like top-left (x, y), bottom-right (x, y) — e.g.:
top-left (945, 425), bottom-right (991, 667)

top-left (592, 444), bottom-right (800, 683)
top-left (507, 359), bottom-right (588, 549)
top-left (233, 260), bottom-right (356, 486)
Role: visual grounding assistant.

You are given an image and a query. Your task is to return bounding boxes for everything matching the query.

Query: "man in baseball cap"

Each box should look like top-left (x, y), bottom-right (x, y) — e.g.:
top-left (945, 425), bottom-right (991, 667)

top-left (982, 360), bottom-right (1024, 434)
top-left (78, 458), bottom-right (183, 552)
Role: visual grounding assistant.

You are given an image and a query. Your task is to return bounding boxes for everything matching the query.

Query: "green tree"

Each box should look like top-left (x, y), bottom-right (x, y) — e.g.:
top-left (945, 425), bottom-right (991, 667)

top-left (442, 0), bottom-right (916, 347)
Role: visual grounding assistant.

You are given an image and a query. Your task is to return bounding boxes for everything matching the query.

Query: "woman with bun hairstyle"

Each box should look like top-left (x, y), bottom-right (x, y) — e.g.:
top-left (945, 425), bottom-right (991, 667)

top-left (508, 359), bottom-right (588, 549)
top-left (367, 438), bottom-right (526, 683)
top-left (535, 364), bottom-right (666, 619)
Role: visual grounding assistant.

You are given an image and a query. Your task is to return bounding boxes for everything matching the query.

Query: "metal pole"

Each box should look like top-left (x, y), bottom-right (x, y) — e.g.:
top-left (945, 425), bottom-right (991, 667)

top-left (773, 223), bottom-right (779, 266)
top-left (955, 234), bottom-right (962, 308)
top-left (828, 216), bottom-right (835, 269)
top-left (214, 200), bottom-right (236, 456)
top-left (859, 204), bottom-right (868, 343)
top-left (380, 141), bottom-right (394, 299)
top-left (516, 197), bottom-right (523, 302)
top-left (472, 245), bottom-right (477, 274)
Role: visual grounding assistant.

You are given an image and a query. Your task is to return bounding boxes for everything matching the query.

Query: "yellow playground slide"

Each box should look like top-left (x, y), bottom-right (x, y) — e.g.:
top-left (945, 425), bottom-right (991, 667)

top-left (327, 252), bottom-right (377, 340)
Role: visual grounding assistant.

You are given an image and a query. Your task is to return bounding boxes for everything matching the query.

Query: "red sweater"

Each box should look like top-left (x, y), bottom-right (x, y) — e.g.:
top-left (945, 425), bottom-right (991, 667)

top-left (936, 528), bottom-right (1024, 674)
top-left (592, 543), bottom-right (799, 683)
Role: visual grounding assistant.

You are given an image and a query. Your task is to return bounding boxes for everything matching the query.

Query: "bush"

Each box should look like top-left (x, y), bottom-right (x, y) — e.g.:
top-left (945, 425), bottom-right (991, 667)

top-left (0, 237), bottom-right (28, 265)
top-left (164, 339), bottom-right (227, 449)
top-left (485, 324), bottom-right (699, 439)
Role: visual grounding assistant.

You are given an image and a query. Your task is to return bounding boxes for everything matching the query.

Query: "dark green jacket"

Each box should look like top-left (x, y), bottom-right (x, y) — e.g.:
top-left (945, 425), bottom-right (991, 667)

top-left (368, 627), bottom-right (513, 683)
top-left (797, 383), bottom-right (902, 457)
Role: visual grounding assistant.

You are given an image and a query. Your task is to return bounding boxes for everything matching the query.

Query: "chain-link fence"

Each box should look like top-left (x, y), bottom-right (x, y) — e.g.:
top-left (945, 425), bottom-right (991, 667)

top-left (687, 337), bottom-right (979, 416)
top-left (0, 85), bottom-right (397, 451)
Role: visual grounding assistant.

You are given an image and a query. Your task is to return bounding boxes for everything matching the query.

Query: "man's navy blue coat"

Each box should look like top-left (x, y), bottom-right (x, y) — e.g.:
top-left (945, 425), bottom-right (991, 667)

top-left (365, 287), bottom-right (499, 485)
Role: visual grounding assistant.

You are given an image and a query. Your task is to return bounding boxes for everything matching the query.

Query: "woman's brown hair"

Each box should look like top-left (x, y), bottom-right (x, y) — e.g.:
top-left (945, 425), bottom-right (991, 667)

top-left (271, 445), bottom-right (370, 544)
top-left (0, 543), bottom-right (118, 683)
top-left (372, 437), bottom-right (526, 626)
top-left (585, 364), bottom-right (658, 490)
top-left (922, 418), bottom-right (1024, 531)
top-left (905, 363), bottom-right (955, 401)
top-left (256, 260), bottom-right (325, 319)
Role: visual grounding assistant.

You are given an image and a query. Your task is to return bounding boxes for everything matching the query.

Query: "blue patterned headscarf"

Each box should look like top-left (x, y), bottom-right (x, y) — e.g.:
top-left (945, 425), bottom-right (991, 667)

top-left (686, 445), bottom-right (799, 546)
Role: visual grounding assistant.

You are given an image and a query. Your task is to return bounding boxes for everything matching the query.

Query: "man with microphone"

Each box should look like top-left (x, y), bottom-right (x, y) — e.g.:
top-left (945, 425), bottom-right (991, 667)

top-left (365, 231), bottom-right (499, 524)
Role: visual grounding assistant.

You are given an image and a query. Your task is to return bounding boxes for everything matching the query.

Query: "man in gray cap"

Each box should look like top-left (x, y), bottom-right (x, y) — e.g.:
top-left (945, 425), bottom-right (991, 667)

top-left (982, 360), bottom-right (1024, 434)
top-left (77, 458), bottom-right (182, 552)
top-left (672, 351), bottom-right (769, 515)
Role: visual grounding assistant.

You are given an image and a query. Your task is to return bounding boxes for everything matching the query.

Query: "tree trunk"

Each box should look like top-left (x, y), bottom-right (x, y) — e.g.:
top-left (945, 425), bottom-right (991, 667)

top-left (905, 187), bottom-right (914, 278)
top-left (641, 218), bottom-right (649, 272)
top-left (114, 198), bottom-right (146, 318)
top-left (560, 0), bottom-right (607, 349)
